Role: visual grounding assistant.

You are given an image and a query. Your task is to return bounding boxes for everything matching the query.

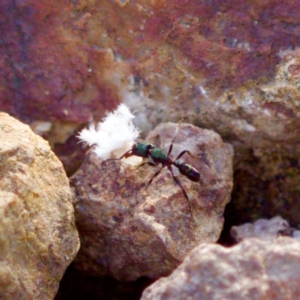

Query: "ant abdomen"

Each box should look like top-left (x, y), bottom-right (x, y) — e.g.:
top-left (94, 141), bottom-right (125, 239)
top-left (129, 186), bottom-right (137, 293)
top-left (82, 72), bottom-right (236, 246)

top-left (174, 161), bottom-right (200, 182)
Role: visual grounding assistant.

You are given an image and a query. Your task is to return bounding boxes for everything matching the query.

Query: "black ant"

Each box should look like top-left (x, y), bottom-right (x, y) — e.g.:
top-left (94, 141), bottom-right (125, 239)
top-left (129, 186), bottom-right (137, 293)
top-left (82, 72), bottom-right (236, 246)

top-left (106, 123), bottom-right (200, 215)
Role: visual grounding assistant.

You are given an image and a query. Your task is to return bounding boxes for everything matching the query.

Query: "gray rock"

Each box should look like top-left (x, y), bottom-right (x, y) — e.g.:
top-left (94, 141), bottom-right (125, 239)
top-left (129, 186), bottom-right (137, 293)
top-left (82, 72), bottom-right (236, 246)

top-left (142, 238), bottom-right (300, 300)
top-left (71, 122), bottom-right (233, 281)
top-left (231, 216), bottom-right (300, 242)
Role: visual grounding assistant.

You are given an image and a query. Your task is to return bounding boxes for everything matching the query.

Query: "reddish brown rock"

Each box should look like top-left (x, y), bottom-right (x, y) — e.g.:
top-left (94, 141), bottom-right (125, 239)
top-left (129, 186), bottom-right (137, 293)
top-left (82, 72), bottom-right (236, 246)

top-left (2, 0), bottom-right (300, 243)
top-left (219, 49), bottom-right (300, 235)
top-left (142, 238), bottom-right (300, 300)
top-left (0, 113), bottom-right (80, 299)
top-left (71, 122), bottom-right (233, 281)
top-left (0, 0), bottom-right (121, 124)
top-left (0, 0), bottom-right (123, 174)
top-left (2, 0), bottom-right (300, 123)
top-left (2, 0), bottom-right (300, 139)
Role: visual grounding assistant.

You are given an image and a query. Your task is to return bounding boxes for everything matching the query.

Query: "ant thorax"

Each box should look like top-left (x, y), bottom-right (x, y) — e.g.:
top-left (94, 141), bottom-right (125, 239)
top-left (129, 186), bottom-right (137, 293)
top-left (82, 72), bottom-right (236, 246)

top-left (149, 147), bottom-right (171, 163)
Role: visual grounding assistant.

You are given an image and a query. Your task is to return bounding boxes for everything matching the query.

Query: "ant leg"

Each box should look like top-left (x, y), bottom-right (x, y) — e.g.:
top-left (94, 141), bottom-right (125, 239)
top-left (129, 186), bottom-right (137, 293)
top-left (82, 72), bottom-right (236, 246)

top-left (105, 149), bottom-right (134, 162)
top-left (167, 120), bottom-right (182, 156)
top-left (102, 149), bottom-right (135, 167)
top-left (143, 166), bottom-right (165, 191)
top-left (174, 150), bottom-right (196, 161)
top-left (167, 165), bottom-right (192, 213)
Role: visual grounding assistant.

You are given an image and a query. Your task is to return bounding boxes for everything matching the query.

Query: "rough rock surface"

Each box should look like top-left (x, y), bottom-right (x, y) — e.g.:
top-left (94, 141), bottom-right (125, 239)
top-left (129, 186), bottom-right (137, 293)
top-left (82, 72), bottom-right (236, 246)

top-left (219, 49), bottom-right (300, 232)
top-left (142, 238), bottom-right (300, 300)
top-left (3, 1), bottom-right (300, 179)
top-left (2, 0), bottom-right (300, 127)
top-left (0, 0), bottom-right (121, 124)
top-left (3, 0), bottom-right (300, 293)
top-left (0, 113), bottom-right (80, 299)
top-left (2, 0), bottom-right (300, 229)
top-left (71, 122), bottom-right (233, 281)
top-left (231, 216), bottom-right (300, 242)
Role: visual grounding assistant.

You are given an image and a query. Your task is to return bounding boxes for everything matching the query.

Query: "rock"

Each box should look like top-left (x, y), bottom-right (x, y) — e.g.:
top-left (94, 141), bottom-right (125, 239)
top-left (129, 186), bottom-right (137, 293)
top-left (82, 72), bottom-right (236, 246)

top-left (231, 216), bottom-right (300, 242)
top-left (2, 1), bottom-right (300, 169)
top-left (0, 0), bottom-right (123, 174)
top-left (0, 113), bottom-right (80, 299)
top-left (3, 0), bottom-right (300, 294)
top-left (0, 0), bottom-right (121, 124)
top-left (222, 49), bottom-right (300, 231)
top-left (71, 122), bottom-right (233, 281)
top-left (3, 0), bottom-right (300, 267)
top-left (142, 238), bottom-right (300, 300)
top-left (3, 0), bottom-right (300, 215)
top-left (3, 0), bottom-right (300, 126)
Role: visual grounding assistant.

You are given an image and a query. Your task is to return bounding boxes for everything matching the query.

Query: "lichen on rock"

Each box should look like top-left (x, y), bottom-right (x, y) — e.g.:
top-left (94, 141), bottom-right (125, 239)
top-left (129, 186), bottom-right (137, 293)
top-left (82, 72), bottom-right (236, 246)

top-left (0, 113), bottom-right (80, 299)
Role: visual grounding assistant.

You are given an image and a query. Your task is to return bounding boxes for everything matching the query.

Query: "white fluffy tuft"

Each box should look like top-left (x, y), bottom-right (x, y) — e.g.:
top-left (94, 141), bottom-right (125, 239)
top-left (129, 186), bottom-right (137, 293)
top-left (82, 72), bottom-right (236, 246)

top-left (77, 104), bottom-right (142, 162)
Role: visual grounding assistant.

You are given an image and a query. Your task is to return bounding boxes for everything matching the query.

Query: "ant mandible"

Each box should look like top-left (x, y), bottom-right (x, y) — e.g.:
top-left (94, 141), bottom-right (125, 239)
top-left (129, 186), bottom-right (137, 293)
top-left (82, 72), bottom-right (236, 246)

top-left (106, 123), bottom-right (200, 214)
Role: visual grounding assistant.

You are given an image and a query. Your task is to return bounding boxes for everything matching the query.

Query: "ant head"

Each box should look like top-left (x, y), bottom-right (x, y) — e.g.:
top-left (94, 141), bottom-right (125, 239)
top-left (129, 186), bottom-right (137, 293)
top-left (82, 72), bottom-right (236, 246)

top-left (132, 142), bottom-right (154, 158)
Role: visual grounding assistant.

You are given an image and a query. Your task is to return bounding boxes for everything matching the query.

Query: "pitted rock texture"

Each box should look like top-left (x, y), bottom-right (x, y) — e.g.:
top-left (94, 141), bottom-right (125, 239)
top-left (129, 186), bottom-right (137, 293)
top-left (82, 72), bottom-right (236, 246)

top-left (71, 122), bottom-right (233, 281)
top-left (3, 0), bottom-right (300, 127)
top-left (1, 0), bottom-right (300, 149)
top-left (3, 0), bottom-right (300, 208)
top-left (0, 113), bottom-right (80, 300)
top-left (142, 238), bottom-right (300, 300)
top-left (218, 49), bottom-right (300, 232)
top-left (231, 216), bottom-right (300, 242)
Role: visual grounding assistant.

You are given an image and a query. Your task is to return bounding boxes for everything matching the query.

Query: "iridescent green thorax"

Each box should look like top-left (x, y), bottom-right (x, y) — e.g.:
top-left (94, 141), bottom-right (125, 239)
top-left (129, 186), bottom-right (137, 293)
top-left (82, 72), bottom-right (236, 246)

top-left (150, 147), bottom-right (169, 160)
top-left (135, 142), bottom-right (151, 157)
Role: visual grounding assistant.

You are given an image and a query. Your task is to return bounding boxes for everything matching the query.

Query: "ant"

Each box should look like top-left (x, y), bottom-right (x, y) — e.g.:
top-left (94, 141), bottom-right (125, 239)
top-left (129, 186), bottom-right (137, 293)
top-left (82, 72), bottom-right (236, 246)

top-left (106, 123), bottom-right (200, 215)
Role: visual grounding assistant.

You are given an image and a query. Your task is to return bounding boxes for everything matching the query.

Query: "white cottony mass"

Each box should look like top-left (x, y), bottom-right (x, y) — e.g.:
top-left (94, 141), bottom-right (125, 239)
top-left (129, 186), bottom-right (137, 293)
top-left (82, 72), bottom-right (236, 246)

top-left (77, 104), bottom-right (142, 165)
